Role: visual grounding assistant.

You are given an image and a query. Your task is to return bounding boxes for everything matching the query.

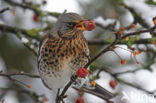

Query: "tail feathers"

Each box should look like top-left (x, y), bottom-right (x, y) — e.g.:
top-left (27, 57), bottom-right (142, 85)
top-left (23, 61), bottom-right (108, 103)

top-left (79, 83), bottom-right (115, 100)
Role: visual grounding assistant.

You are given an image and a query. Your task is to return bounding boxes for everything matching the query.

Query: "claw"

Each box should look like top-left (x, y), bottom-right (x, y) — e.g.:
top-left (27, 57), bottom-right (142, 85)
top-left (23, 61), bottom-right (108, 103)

top-left (56, 89), bottom-right (67, 103)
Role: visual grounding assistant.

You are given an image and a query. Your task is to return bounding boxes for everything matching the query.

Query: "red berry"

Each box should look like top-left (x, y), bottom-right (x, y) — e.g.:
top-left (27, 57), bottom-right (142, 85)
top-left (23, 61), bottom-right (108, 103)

top-left (27, 84), bottom-right (32, 88)
top-left (153, 20), bottom-right (156, 26)
top-left (120, 27), bottom-right (125, 31)
top-left (42, 97), bottom-right (48, 102)
top-left (136, 61), bottom-right (140, 64)
top-left (131, 24), bottom-right (136, 29)
top-left (76, 68), bottom-right (88, 78)
top-left (109, 80), bottom-right (117, 89)
top-left (85, 21), bottom-right (96, 31)
top-left (12, 11), bottom-right (16, 15)
top-left (33, 14), bottom-right (39, 22)
top-left (121, 59), bottom-right (126, 66)
top-left (75, 96), bottom-right (85, 103)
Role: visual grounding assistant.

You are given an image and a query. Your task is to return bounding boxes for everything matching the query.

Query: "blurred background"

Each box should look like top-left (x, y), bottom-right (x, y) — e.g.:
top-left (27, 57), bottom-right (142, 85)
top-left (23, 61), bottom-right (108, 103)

top-left (0, 0), bottom-right (156, 103)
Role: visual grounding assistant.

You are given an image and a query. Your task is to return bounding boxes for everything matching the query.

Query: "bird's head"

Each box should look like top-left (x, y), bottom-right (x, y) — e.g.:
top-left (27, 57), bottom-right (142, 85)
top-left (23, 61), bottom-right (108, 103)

top-left (52, 12), bottom-right (96, 38)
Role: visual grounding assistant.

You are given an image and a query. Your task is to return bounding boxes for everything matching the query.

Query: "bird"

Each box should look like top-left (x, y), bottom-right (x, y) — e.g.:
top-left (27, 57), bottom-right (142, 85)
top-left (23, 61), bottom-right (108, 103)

top-left (38, 12), bottom-right (114, 102)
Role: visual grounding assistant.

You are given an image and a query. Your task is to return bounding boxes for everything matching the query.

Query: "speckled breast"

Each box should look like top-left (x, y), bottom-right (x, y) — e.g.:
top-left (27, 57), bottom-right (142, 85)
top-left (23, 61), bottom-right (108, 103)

top-left (38, 34), bottom-right (89, 89)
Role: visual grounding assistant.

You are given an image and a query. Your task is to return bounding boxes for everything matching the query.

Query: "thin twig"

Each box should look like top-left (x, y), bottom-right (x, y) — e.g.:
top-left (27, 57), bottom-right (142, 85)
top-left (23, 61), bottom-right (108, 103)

top-left (73, 87), bottom-right (114, 103)
top-left (0, 7), bottom-right (10, 13)
top-left (23, 43), bottom-right (38, 56)
top-left (113, 68), bottom-right (141, 76)
top-left (0, 24), bottom-right (39, 56)
top-left (87, 38), bottom-right (156, 45)
top-left (4, 0), bottom-right (61, 17)
top-left (0, 24), bottom-right (41, 41)
top-left (4, 0), bottom-right (40, 14)
top-left (0, 87), bottom-right (45, 103)
top-left (120, 2), bottom-right (149, 28)
top-left (0, 72), bottom-right (40, 78)
top-left (84, 35), bottom-right (118, 68)
top-left (122, 26), bottom-right (156, 39)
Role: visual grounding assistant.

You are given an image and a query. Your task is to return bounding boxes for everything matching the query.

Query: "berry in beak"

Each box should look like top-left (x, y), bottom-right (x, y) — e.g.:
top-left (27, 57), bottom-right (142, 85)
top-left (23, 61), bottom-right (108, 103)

top-left (76, 20), bottom-right (96, 31)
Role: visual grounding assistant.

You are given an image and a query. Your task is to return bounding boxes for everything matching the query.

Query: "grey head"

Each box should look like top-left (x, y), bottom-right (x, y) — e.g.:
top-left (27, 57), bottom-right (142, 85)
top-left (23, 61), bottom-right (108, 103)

top-left (52, 12), bottom-right (86, 38)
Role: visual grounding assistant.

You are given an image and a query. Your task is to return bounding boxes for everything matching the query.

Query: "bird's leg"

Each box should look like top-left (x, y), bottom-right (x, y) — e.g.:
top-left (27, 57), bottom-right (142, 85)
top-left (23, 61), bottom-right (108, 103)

top-left (56, 89), bottom-right (61, 103)
top-left (56, 89), bottom-right (67, 103)
top-left (57, 89), bottom-right (60, 98)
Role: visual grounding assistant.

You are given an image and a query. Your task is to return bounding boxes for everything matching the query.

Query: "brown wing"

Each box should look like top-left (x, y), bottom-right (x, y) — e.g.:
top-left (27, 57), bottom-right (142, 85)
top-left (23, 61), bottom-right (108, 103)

top-left (38, 32), bottom-right (59, 89)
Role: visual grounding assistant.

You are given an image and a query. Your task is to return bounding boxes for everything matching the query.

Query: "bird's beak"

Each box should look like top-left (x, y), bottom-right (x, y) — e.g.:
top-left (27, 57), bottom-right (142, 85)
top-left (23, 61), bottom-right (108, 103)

top-left (75, 20), bottom-right (96, 31)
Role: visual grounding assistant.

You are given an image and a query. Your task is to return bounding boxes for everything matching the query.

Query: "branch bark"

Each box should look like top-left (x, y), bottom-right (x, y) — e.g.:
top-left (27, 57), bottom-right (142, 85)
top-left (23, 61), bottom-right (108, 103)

top-left (0, 24), bottom-right (41, 40)
top-left (4, 0), bottom-right (61, 17)
top-left (88, 38), bottom-right (156, 45)
top-left (0, 7), bottom-right (10, 14)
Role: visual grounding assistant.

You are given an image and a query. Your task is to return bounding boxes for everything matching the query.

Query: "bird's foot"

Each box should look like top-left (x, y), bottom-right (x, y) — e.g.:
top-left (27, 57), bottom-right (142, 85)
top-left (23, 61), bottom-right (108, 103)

top-left (56, 95), bottom-right (67, 103)
top-left (56, 89), bottom-right (67, 103)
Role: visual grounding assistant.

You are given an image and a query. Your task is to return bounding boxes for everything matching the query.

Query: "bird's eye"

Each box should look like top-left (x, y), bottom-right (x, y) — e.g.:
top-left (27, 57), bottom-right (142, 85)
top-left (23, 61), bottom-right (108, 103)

top-left (66, 22), bottom-right (77, 28)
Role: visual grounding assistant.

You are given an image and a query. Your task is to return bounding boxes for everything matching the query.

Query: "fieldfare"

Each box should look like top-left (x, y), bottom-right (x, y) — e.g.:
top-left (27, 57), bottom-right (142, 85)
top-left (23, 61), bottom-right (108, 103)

top-left (38, 13), bottom-right (114, 101)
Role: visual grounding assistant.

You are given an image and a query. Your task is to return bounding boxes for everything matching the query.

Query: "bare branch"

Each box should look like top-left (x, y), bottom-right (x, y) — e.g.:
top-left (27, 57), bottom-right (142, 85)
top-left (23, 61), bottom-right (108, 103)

top-left (73, 87), bottom-right (114, 103)
top-left (113, 68), bottom-right (141, 76)
top-left (23, 43), bottom-right (38, 57)
top-left (88, 38), bottom-right (156, 45)
top-left (0, 71), bottom-right (40, 78)
top-left (122, 26), bottom-right (156, 39)
top-left (0, 24), bottom-right (41, 40)
top-left (85, 35), bottom-right (118, 68)
top-left (0, 7), bottom-right (10, 14)
top-left (4, 0), bottom-right (61, 17)
top-left (0, 87), bottom-right (46, 103)
top-left (119, 2), bottom-right (149, 28)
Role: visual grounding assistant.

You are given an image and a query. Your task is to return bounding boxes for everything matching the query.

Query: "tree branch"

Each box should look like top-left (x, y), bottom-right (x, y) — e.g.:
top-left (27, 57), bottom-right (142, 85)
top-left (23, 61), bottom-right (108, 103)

top-left (0, 71), bottom-right (40, 78)
top-left (73, 87), bottom-right (114, 103)
top-left (113, 68), bottom-right (141, 76)
top-left (23, 43), bottom-right (38, 56)
top-left (122, 26), bottom-right (156, 39)
top-left (119, 2), bottom-right (150, 28)
top-left (0, 7), bottom-right (10, 14)
top-left (0, 24), bottom-right (41, 40)
top-left (85, 35), bottom-right (118, 68)
top-left (4, 0), bottom-right (61, 17)
top-left (87, 37), bottom-right (156, 45)
top-left (0, 87), bottom-right (46, 103)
